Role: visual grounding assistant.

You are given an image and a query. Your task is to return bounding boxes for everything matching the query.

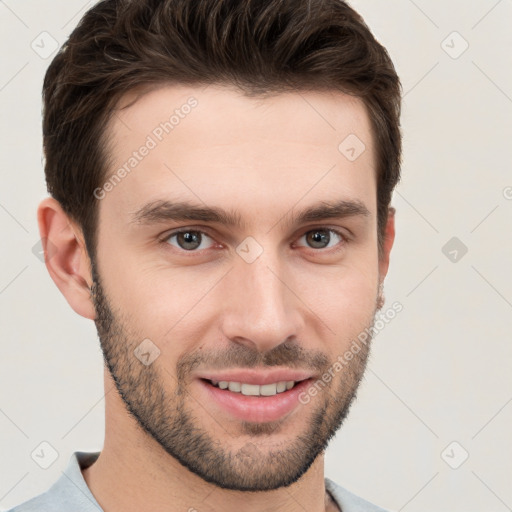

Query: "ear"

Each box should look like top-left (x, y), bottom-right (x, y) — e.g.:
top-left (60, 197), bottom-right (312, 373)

top-left (37, 197), bottom-right (96, 320)
top-left (378, 206), bottom-right (396, 283)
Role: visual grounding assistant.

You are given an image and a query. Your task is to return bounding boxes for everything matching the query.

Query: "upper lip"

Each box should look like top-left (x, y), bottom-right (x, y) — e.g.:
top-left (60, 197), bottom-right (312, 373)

top-left (196, 369), bottom-right (315, 386)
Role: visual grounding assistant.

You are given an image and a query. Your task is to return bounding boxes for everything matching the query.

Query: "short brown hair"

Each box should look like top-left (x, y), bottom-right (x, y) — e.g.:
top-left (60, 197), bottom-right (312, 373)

top-left (43, 0), bottom-right (402, 262)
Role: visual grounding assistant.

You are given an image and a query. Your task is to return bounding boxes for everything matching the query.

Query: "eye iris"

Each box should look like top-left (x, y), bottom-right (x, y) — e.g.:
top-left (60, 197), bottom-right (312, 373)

top-left (307, 230), bottom-right (330, 249)
top-left (177, 231), bottom-right (201, 250)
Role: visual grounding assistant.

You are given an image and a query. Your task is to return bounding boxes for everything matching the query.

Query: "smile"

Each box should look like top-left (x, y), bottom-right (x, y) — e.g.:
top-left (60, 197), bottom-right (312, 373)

top-left (198, 377), bottom-right (314, 423)
top-left (208, 379), bottom-right (301, 396)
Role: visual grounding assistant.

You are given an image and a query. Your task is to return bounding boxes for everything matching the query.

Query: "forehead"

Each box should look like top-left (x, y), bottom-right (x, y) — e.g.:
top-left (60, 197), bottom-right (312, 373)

top-left (100, 84), bottom-right (377, 228)
top-left (112, 83), bottom-right (373, 153)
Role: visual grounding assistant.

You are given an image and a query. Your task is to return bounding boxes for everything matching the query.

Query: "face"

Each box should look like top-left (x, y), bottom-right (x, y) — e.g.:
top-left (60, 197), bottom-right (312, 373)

top-left (90, 84), bottom-right (387, 491)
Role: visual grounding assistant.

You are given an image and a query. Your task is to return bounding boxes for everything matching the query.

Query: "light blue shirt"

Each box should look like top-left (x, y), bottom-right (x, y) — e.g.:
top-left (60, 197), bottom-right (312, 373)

top-left (7, 451), bottom-right (390, 512)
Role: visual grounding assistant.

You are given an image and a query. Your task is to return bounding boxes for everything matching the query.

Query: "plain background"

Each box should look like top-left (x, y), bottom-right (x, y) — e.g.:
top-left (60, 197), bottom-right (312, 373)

top-left (1, 1), bottom-right (511, 511)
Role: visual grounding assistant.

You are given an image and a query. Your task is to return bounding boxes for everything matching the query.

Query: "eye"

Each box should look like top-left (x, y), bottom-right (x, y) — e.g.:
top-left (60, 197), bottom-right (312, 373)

top-left (296, 228), bottom-right (346, 250)
top-left (164, 229), bottom-right (216, 251)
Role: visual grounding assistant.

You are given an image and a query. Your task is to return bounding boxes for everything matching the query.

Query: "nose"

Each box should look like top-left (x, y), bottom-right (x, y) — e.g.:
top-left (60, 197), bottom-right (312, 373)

top-left (219, 250), bottom-right (305, 353)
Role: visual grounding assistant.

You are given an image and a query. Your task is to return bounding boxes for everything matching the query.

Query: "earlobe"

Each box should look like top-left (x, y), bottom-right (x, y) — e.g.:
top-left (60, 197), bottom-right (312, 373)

top-left (37, 197), bottom-right (96, 320)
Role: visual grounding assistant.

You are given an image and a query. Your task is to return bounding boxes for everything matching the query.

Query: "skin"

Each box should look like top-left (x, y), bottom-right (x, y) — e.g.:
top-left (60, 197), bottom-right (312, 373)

top-left (38, 84), bottom-right (395, 512)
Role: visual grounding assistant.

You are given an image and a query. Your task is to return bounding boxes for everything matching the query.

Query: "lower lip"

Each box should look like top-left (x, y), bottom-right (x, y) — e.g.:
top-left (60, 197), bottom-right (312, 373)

top-left (197, 378), bottom-right (313, 423)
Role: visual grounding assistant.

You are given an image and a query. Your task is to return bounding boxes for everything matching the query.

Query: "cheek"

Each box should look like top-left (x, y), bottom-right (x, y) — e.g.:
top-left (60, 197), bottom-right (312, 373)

top-left (107, 262), bottom-right (218, 347)
top-left (299, 257), bottom-right (379, 341)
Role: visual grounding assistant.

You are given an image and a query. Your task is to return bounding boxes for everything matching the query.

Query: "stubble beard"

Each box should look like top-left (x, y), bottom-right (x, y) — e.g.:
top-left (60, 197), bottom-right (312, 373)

top-left (90, 267), bottom-right (377, 491)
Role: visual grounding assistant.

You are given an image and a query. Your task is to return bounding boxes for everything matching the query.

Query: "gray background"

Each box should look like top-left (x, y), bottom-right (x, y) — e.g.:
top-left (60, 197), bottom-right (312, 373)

top-left (1, 1), bottom-right (511, 510)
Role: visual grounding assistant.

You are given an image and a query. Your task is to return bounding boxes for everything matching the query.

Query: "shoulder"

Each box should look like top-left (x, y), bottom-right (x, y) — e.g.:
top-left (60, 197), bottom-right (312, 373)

top-left (6, 479), bottom-right (101, 512)
top-left (5, 491), bottom-right (62, 512)
top-left (325, 477), bottom-right (392, 512)
top-left (5, 451), bottom-right (102, 512)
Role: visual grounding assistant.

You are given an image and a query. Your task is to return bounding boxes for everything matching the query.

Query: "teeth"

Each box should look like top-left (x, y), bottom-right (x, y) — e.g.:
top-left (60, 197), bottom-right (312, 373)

top-left (210, 380), bottom-right (299, 396)
top-left (241, 383), bottom-right (260, 396)
top-left (259, 383), bottom-right (277, 396)
top-left (228, 382), bottom-right (241, 392)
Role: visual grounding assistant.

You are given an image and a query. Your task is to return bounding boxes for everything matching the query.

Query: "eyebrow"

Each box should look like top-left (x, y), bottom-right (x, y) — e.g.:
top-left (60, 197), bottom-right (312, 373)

top-left (130, 198), bottom-right (370, 230)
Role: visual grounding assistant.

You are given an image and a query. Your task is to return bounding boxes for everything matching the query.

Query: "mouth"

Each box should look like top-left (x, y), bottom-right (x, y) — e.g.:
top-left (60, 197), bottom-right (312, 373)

top-left (203, 378), bottom-right (304, 396)
top-left (197, 377), bottom-right (314, 423)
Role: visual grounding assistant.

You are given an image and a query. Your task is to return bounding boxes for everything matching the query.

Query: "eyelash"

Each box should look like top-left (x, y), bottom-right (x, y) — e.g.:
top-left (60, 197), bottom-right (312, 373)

top-left (159, 226), bottom-right (349, 256)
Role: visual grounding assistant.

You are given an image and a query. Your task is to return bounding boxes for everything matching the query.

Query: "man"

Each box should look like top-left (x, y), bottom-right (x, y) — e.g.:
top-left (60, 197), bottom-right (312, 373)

top-left (9, 0), bottom-right (401, 510)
